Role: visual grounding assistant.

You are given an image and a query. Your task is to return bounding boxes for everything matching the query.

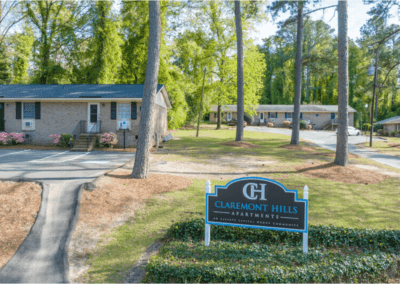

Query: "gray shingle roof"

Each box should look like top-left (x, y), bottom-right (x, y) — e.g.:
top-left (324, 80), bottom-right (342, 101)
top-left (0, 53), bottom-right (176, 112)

top-left (0, 84), bottom-right (164, 99)
top-left (376, 116), bottom-right (400, 125)
top-left (210, 105), bottom-right (357, 113)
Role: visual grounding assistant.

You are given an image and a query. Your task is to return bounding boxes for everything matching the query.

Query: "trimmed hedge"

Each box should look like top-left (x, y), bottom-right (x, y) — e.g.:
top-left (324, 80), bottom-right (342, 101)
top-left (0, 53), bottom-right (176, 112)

top-left (165, 219), bottom-right (400, 251)
top-left (145, 241), bottom-right (399, 283)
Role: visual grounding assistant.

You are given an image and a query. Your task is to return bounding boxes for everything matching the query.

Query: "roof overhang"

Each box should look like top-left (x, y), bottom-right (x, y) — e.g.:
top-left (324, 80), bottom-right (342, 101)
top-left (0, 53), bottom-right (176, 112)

top-left (0, 98), bottom-right (143, 102)
top-left (159, 85), bottom-right (172, 109)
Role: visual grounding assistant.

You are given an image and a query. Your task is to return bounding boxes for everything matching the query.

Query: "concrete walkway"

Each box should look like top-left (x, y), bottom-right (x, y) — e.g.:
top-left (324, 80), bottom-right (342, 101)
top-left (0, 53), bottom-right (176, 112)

top-left (0, 150), bottom-right (134, 283)
top-left (0, 181), bottom-right (83, 283)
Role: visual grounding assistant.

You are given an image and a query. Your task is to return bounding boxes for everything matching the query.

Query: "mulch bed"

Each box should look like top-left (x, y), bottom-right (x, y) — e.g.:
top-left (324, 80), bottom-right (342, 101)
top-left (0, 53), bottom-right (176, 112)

top-left (220, 141), bottom-right (261, 148)
top-left (295, 162), bottom-right (390, 184)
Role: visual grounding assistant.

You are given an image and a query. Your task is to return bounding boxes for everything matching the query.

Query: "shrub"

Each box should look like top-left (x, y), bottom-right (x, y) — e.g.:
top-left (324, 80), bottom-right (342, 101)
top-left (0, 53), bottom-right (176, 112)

top-left (50, 134), bottom-right (73, 147)
top-left (390, 131), bottom-right (396, 137)
top-left (307, 125), bottom-right (312, 130)
top-left (0, 132), bottom-right (10, 145)
top-left (377, 129), bottom-right (384, 135)
top-left (300, 120), bottom-right (308, 129)
top-left (8, 133), bottom-right (24, 145)
top-left (364, 123), bottom-right (371, 131)
top-left (100, 132), bottom-right (118, 148)
top-left (267, 122), bottom-right (274, 127)
top-left (165, 219), bottom-right (400, 250)
top-left (283, 121), bottom-right (291, 128)
top-left (383, 130), bottom-right (389, 136)
top-left (373, 123), bottom-right (383, 132)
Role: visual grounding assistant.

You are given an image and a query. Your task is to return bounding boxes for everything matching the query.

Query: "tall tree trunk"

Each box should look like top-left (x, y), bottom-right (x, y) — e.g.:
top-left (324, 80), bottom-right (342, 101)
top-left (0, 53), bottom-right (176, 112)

top-left (369, 50), bottom-right (379, 147)
top-left (290, 1), bottom-right (303, 145)
top-left (217, 104), bottom-right (221, 129)
top-left (334, 0), bottom-right (349, 167)
top-left (235, 0), bottom-right (244, 141)
top-left (131, 0), bottom-right (161, 179)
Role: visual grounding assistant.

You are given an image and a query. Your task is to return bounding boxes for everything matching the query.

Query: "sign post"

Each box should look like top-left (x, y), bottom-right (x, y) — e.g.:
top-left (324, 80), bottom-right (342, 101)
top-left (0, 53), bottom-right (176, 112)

top-left (205, 180), bottom-right (211, 246)
top-left (205, 177), bottom-right (309, 252)
top-left (302, 185), bottom-right (309, 254)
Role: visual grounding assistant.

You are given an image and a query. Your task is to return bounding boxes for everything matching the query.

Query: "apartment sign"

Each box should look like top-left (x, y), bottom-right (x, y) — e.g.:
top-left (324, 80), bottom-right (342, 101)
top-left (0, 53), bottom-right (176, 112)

top-left (206, 177), bottom-right (308, 233)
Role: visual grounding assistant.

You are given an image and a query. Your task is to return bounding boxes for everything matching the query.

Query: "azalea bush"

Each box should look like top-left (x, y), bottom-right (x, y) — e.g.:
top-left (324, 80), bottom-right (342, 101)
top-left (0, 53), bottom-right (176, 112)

top-left (50, 134), bottom-right (73, 147)
top-left (0, 132), bottom-right (24, 145)
top-left (99, 132), bottom-right (118, 148)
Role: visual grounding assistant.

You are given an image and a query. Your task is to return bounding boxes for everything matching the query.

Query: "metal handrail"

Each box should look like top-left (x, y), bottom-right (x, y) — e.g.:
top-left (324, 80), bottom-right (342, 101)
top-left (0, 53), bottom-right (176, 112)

top-left (70, 120), bottom-right (86, 149)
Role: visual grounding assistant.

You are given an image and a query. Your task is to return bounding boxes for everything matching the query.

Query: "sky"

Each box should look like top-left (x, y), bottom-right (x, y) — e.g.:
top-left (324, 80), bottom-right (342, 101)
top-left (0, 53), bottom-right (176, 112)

top-left (250, 0), bottom-right (400, 45)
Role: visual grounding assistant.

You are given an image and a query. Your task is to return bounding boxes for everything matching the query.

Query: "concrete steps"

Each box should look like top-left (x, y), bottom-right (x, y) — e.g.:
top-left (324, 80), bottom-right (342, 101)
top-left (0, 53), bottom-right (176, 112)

top-left (71, 133), bottom-right (101, 152)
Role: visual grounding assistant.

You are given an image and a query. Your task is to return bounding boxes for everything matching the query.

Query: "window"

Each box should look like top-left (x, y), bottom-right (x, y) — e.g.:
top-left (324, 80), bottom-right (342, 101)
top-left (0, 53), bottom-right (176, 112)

top-left (227, 113), bottom-right (232, 120)
top-left (24, 103), bottom-right (35, 119)
top-left (118, 103), bottom-right (130, 119)
top-left (214, 113), bottom-right (217, 119)
top-left (285, 112), bottom-right (293, 119)
top-left (260, 113), bottom-right (264, 120)
top-left (270, 112), bottom-right (276, 118)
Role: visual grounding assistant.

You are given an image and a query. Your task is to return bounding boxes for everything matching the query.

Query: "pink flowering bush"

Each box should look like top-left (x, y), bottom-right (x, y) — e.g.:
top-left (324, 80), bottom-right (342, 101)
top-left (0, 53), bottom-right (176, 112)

top-left (0, 132), bottom-right (24, 145)
top-left (50, 134), bottom-right (61, 145)
top-left (99, 132), bottom-right (118, 148)
top-left (50, 134), bottom-right (73, 147)
top-left (0, 132), bottom-right (11, 145)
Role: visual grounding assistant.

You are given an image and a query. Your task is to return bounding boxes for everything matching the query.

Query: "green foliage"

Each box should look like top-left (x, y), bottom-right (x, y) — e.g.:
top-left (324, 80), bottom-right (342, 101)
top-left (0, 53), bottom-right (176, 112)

top-left (150, 218), bottom-right (400, 283)
top-left (0, 44), bottom-right (12, 84)
top-left (11, 25), bottom-right (35, 84)
top-left (145, 240), bottom-right (398, 283)
top-left (59, 134), bottom-right (73, 147)
top-left (300, 120), bottom-right (308, 129)
top-left (373, 123), bottom-right (383, 132)
top-left (390, 131), bottom-right (396, 137)
top-left (165, 219), bottom-right (400, 250)
top-left (364, 123), bottom-right (371, 131)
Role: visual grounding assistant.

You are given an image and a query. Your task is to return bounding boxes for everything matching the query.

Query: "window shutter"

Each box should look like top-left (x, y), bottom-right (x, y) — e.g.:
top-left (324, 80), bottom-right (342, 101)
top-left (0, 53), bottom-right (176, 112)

top-left (285, 112), bottom-right (287, 119)
top-left (131, 102), bottom-right (137, 120)
top-left (331, 113), bottom-right (335, 119)
top-left (300, 112), bottom-right (303, 119)
top-left (268, 112), bottom-right (270, 118)
top-left (16, 102), bottom-right (21, 119)
top-left (111, 102), bottom-right (117, 120)
top-left (35, 102), bottom-right (41, 119)
top-left (275, 112), bottom-right (278, 118)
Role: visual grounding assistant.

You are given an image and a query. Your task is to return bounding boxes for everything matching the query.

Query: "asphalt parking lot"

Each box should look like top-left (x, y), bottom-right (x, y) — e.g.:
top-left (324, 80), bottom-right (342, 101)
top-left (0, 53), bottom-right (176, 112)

top-left (0, 149), bottom-right (135, 183)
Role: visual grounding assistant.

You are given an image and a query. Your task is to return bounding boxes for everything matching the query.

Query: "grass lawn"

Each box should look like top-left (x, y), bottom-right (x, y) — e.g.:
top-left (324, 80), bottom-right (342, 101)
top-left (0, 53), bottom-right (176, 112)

top-left (361, 137), bottom-right (400, 156)
top-left (78, 127), bottom-right (400, 283)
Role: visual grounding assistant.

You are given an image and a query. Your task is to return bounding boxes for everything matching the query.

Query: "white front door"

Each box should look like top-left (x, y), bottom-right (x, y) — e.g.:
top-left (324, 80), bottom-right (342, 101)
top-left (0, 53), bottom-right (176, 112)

top-left (260, 113), bottom-right (264, 123)
top-left (87, 103), bottom-right (100, 133)
top-left (227, 113), bottom-right (232, 121)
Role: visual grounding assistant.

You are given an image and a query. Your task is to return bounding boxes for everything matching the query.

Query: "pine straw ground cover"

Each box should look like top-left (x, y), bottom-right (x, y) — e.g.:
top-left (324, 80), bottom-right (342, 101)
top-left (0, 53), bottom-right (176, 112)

top-left (0, 181), bottom-right (42, 268)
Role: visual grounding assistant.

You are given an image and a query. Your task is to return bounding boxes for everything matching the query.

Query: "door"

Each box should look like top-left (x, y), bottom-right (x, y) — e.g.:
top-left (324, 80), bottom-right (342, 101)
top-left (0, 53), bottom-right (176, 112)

top-left (0, 102), bottom-right (4, 131)
top-left (87, 103), bottom-right (100, 133)
top-left (260, 113), bottom-right (264, 123)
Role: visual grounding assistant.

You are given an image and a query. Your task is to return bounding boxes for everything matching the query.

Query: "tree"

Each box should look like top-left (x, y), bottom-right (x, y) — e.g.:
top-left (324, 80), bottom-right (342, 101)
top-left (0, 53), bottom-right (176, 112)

top-left (334, 0), bottom-right (349, 167)
top-left (11, 24), bottom-right (35, 84)
top-left (235, 0), bottom-right (244, 141)
top-left (85, 0), bottom-right (122, 84)
top-left (24, 0), bottom-right (90, 84)
top-left (131, 0), bottom-right (161, 179)
top-left (268, 1), bottom-right (336, 144)
top-left (290, 1), bottom-right (303, 145)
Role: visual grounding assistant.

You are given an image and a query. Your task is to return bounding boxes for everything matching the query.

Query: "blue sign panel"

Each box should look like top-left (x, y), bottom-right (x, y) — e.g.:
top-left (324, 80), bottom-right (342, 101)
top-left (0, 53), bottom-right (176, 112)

top-left (206, 177), bottom-right (308, 233)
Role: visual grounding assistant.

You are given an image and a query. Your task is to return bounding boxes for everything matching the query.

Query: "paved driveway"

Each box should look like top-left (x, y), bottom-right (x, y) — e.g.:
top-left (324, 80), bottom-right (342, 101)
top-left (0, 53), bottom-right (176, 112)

top-left (0, 149), bottom-right (134, 182)
top-left (0, 150), bottom-right (134, 283)
top-left (245, 127), bottom-right (400, 170)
